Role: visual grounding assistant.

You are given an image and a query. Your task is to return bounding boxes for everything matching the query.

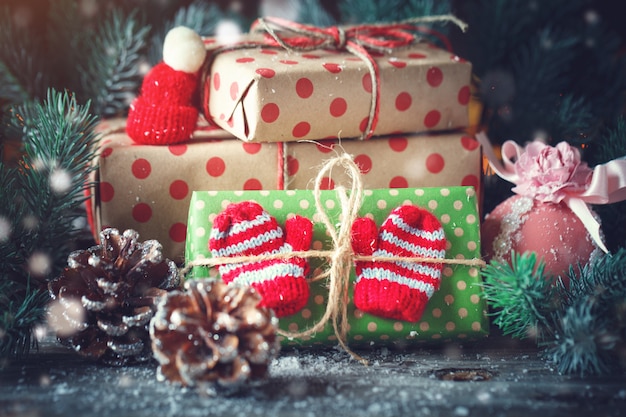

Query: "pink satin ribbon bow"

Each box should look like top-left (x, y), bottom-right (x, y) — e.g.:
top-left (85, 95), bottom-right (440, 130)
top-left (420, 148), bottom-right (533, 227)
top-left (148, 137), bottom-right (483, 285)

top-left (477, 132), bottom-right (626, 253)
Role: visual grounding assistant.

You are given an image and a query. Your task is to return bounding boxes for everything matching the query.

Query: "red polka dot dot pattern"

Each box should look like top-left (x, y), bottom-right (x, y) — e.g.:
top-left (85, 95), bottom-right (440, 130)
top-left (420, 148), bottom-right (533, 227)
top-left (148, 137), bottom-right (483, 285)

top-left (206, 157), bottom-right (226, 177)
top-left (243, 142), bottom-right (262, 154)
top-left (330, 98), bottom-right (347, 117)
top-left (389, 176), bottom-right (408, 188)
top-left (168, 144), bottom-right (187, 156)
top-left (256, 68), bottom-right (276, 78)
top-left (243, 178), bottom-right (262, 190)
top-left (424, 110), bottom-right (441, 128)
top-left (457, 85), bottom-right (471, 105)
top-left (427, 67), bottom-right (443, 87)
top-left (296, 78), bottom-right (314, 98)
top-left (292, 122), bottom-right (311, 138)
top-left (354, 154), bottom-right (372, 174)
top-left (395, 92), bottom-right (412, 111)
top-left (261, 103), bottom-right (280, 123)
top-left (462, 175), bottom-right (480, 190)
top-left (426, 153), bottom-right (445, 173)
top-left (287, 155), bottom-right (299, 176)
top-left (229, 82), bottom-right (239, 100)
top-left (132, 203), bottom-right (152, 223)
top-left (461, 136), bottom-right (480, 151)
top-left (169, 180), bottom-right (189, 200)
top-left (388, 137), bottom-right (408, 152)
top-left (100, 181), bottom-right (114, 203)
top-left (323, 63), bottom-right (342, 73)
top-left (169, 223), bottom-right (187, 243)
top-left (131, 159), bottom-right (151, 179)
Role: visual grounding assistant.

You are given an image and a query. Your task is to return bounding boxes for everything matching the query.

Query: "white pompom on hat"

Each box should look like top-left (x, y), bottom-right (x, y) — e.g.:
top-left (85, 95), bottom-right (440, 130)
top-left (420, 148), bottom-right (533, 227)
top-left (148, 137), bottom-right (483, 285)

top-left (163, 26), bottom-right (207, 74)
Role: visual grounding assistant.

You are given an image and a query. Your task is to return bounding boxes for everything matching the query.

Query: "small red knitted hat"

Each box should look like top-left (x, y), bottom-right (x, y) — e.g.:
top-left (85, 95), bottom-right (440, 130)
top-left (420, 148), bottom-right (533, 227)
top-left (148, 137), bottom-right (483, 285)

top-left (209, 201), bottom-right (313, 318)
top-left (351, 205), bottom-right (446, 323)
top-left (127, 26), bottom-right (207, 145)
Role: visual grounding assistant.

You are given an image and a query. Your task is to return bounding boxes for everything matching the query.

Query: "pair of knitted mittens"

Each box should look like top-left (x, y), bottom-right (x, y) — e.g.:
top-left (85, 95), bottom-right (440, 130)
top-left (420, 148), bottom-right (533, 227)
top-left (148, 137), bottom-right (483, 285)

top-left (209, 202), bottom-right (445, 322)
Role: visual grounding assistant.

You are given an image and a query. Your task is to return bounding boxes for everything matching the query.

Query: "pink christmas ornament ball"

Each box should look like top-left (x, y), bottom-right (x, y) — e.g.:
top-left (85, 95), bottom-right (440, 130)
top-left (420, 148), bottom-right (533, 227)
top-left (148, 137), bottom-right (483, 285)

top-left (482, 194), bottom-right (602, 286)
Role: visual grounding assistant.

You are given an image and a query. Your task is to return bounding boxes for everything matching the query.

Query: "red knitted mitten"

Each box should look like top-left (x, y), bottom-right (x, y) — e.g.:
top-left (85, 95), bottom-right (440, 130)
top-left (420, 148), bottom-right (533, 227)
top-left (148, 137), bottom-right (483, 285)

top-left (209, 201), bottom-right (313, 318)
top-left (351, 205), bottom-right (446, 323)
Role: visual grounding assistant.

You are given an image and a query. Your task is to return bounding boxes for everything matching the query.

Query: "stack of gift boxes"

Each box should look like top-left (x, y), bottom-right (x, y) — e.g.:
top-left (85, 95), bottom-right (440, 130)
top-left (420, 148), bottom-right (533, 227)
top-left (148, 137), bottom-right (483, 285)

top-left (88, 25), bottom-right (487, 347)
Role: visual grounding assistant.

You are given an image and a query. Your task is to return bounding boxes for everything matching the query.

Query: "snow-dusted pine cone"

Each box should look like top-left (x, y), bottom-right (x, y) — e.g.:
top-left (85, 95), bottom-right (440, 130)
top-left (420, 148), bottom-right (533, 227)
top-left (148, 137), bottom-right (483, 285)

top-left (150, 279), bottom-right (280, 387)
top-left (48, 228), bottom-right (180, 366)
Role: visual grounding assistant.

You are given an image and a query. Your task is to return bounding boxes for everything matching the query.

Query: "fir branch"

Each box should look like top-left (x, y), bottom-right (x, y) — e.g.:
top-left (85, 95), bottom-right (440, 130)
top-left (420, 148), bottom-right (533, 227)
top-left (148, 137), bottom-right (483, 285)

top-left (569, 18), bottom-right (626, 125)
top-left (481, 252), bottom-right (559, 341)
top-left (0, 89), bottom-right (99, 361)
top-left (9, 90), bottom-right (100, 272)
top-left (79, 8), bottom-right (150, 117)
top-left (585, 119), bottom-right (626, 251)
top-left (45, 0), bottom-right (88, 95)
top-left (147, 0), bottom-right (242, 66)
top-left (549, 300), bottom-right (616, 376)
top-left (338, 0), bottom-right (451, 25)
top-left (0, 280), bottom-right (48, 364)
top-left (297, 0), bottom-right (338, 27)
top-left (0, 6), bottom-right (47, 107)
top-left (587, 117), bottom-right (626, 165)
top-left (548, 249), bottom-right (626, 375)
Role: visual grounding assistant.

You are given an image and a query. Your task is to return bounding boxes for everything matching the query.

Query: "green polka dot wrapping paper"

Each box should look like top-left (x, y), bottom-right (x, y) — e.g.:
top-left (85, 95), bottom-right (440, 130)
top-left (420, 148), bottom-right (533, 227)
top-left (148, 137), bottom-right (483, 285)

top-left (185, 187), bottom-right (488, 347)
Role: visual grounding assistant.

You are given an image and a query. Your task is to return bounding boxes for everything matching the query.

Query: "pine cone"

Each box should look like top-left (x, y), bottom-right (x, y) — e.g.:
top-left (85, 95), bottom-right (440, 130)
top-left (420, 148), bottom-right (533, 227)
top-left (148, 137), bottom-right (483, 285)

top-left (150, 279), bottom-right (280, 387)
top-left (48, 228), bottom-right (180, 366)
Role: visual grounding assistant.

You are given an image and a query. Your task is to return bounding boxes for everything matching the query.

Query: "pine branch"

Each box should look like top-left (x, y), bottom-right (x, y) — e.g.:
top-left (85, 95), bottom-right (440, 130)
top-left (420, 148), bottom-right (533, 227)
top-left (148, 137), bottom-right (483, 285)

top-left (0, 89), bottom-right (99, 362)
top-left (338, 0), bottom-right (451, 24)
top-left (548, 249), bottom-right (626, 375)
top-left (585, 118), bottom-right (626, 252)
top-left (147, 0), bottom-right (242, 66)
top-left (0, 6), bottom-right (47, 107)
top-left (549, 300), bottom-right (616, 376)
top-left (297, 0), bottom-right (338, 27)
top-left (79, 8), bottom-right (150, 117)
top-left (0, 279), bottom-right (48, 364)
top-left (481, 252), bottom-right (560, 341)
top-left (45, 0), bottom-right (89, 95)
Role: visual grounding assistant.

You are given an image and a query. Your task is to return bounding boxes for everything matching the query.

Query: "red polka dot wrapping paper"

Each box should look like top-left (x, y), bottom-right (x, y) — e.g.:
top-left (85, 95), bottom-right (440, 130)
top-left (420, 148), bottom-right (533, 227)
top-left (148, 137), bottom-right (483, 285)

top-left (202, 35), bottom-right (472, 142)
top-left (88, 119), bottom-right (481, 263)
top-left (186, 187), bottom-right (488, 347)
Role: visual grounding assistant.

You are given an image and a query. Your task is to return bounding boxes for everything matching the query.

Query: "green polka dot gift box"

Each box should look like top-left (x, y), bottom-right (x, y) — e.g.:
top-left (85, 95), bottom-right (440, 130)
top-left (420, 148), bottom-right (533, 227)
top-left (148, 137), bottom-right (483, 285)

top-left (185, 186), bottom-right (488, 347)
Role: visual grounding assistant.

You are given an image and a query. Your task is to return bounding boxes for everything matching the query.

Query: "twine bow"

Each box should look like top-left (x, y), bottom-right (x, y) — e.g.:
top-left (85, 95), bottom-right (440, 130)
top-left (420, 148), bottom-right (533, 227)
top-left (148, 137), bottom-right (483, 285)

top-left (477, 132), bottom-right (626, 253)
top-left (204, 15), bottom-right (466, 140)
top-left (182, 153), bottom-right (485, 364)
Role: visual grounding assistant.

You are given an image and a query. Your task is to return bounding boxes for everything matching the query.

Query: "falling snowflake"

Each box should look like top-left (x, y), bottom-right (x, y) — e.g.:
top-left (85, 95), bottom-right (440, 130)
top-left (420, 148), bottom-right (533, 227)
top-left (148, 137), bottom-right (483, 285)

top-left (27, 251), bottom-right (52, 277)
top-left (215, 19), bottom-right (243, 45)
top-left (47, 297), bottom-right (86, 338)
top-left (50, 167), bottom-right (73, 195)
top-left (0, 216), bottom-right (11, 242)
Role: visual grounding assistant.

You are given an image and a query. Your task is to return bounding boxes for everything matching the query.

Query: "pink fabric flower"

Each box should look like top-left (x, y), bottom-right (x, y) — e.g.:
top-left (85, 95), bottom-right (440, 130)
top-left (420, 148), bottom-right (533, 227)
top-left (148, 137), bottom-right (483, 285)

top-left (512, 141), bottom-right (593, 203)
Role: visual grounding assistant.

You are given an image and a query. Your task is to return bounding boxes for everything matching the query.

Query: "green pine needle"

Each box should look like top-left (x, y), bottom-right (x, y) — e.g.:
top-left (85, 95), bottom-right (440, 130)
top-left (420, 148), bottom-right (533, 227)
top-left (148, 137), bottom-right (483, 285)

top-left (146, 0), bottom-right (242, 66)
top-left (549, 300), bottom-right (617, 377)
top-left (481, 251), bottom-right (558, 340)
top-left (80, 8), bottom-right (150, 117)
top-left (0, 89), bottom-right (99, 362)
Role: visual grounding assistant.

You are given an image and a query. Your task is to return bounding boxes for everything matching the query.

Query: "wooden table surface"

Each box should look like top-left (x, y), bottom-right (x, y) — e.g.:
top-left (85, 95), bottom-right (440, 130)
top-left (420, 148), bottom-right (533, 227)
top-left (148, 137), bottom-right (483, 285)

top-left (1, 332), bottom-right (625, 417)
